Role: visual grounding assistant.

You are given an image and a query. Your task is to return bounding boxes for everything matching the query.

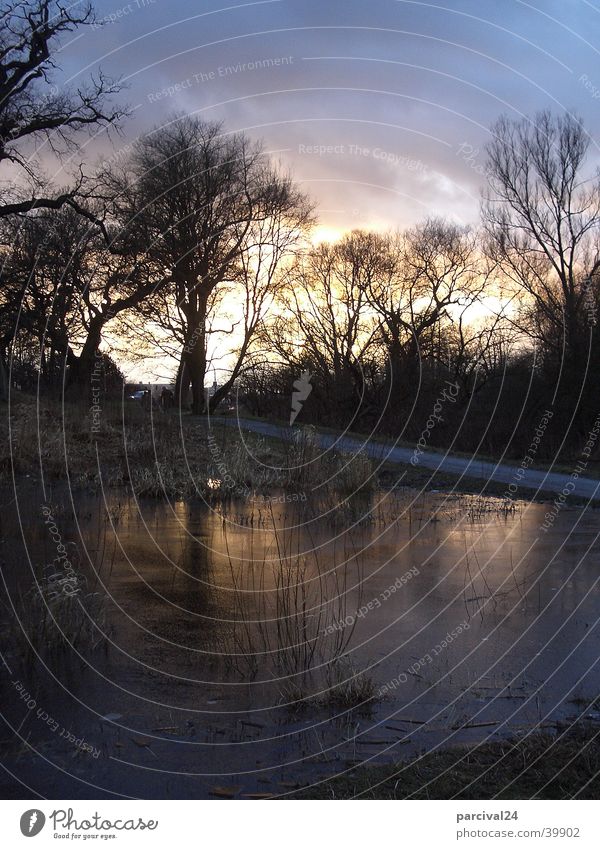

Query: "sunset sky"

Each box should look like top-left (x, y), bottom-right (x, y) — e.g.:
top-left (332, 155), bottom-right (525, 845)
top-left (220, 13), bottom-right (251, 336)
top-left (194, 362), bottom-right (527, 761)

top-left (37, 0), bottom-right (600, 381)
top-left (52, 0), bottom-right (600, 239)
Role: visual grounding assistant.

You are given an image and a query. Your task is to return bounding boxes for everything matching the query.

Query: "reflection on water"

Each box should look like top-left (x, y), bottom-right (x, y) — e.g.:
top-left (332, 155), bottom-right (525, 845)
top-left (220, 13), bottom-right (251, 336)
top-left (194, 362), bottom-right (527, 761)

top-left (2, 485), bottom-right (600, 798)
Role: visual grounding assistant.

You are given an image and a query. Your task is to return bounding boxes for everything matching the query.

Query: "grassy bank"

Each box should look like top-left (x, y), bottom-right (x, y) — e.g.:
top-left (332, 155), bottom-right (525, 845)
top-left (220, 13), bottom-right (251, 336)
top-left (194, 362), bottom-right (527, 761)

top-left (223, 419), bottom-right (580, 504)
top-left (293, 724), bottom-right (600, 799)
top-left (0, 393), bottom-right (376, 499)
top-left (3, 393), bottom-right (594, 504)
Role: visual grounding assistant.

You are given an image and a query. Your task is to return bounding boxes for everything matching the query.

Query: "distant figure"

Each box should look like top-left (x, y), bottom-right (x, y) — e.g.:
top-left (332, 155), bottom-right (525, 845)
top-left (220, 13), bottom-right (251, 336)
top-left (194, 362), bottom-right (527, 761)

top-left (142, 389), bottom-right (152, 411)
top-left (161, 387), bottom-right (174, 410)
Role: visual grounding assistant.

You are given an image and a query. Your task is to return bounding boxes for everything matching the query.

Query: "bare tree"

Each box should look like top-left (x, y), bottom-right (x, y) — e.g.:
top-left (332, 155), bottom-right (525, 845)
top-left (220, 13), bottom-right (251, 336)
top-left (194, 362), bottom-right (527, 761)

top-left (444, 309), bottom-right (517, 396)
top-left (208, 200), bottom-right (311, 412)
top-left (367, 219), bottom-right (483, 403)
top-left (0, 0), bottom-right (124, 397)
top-left (0, 206), bottom-right (167, 392)
top-left (483, 110), bottom-right (600, 378)
top-left (265, 231), bottom-right (386, 424)
top-left (0, 0), bottom-right (124, 217)
top-left (0, 208), bottom-right (82, 387)
top-left (104, 116), bottom-right (312, 413)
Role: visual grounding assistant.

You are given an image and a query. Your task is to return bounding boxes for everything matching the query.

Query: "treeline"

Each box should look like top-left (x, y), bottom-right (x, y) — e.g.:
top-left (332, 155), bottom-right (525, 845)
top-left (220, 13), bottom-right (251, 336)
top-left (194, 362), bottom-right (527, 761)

top-left (1, 2), bottom-right (600, 461)
top-left (241, 178), bottom-right (600, 461)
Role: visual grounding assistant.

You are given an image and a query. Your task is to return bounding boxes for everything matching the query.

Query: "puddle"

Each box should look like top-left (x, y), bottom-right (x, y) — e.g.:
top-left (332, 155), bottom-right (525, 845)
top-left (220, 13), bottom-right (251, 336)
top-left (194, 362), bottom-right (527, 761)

top-left (1, 484), bottom-right (599, 798)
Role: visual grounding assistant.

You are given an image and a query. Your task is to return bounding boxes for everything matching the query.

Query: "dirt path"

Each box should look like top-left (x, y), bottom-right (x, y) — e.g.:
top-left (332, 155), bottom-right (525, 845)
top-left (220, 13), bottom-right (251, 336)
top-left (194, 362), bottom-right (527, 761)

top-left (212, 417), bottom-right (600, 500)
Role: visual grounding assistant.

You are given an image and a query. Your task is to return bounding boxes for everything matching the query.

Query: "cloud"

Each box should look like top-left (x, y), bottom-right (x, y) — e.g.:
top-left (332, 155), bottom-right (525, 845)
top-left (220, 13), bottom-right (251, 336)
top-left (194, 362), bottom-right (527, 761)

top-left (47, 0), bottom-right (600, 230)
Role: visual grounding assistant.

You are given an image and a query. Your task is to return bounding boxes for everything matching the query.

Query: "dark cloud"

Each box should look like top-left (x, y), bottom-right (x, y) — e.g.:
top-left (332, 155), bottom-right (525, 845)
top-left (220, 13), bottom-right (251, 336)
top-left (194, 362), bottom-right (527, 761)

top-left (55, 0), bottom-right (600, 230)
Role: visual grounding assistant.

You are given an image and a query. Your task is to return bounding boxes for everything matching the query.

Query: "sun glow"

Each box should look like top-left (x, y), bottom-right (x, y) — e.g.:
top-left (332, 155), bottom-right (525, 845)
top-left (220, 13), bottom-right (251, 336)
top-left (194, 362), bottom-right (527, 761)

top-left (310, 224), bottom-right (347, 245)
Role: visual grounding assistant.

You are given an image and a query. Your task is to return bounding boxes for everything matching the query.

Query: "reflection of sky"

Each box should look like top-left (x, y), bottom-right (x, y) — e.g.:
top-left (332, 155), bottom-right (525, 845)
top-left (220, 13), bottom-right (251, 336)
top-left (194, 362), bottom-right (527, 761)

top-left (47, 0), bottom-right (600, 234)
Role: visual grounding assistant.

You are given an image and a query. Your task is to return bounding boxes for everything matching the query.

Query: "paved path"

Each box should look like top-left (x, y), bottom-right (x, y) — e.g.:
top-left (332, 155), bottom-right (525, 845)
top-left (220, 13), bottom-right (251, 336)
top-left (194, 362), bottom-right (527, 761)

top-left (212, 417), bottom-right (600, 500)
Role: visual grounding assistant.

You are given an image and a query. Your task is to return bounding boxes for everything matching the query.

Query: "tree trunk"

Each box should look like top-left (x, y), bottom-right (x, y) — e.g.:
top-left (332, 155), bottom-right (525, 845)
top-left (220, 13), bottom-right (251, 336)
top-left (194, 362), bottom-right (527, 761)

top-left (0, 348), bottom-right (8, 401)
top-left (174, 355), bottom-right (191, 409)
top-left (208, 337), bottom-right (251, 414)
top-left (187, 335), bottom-right (207, 414)
top-left (182, 293), bottom-right (209, 415)
top-left (67, 317), bottom-right (104, 392)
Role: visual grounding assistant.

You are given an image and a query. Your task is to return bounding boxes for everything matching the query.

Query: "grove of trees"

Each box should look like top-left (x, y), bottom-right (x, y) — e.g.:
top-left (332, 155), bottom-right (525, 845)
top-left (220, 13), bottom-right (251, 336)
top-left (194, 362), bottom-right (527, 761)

top-left (2, 1), bottom-right (600, 462)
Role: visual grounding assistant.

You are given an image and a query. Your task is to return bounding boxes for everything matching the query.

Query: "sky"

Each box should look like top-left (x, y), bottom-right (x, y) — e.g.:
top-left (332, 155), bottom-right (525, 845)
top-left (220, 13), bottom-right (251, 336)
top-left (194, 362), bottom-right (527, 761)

top-left (50, 0), bottom-right (600, 239)
top-left (33, 0), bottom-right (600, 381)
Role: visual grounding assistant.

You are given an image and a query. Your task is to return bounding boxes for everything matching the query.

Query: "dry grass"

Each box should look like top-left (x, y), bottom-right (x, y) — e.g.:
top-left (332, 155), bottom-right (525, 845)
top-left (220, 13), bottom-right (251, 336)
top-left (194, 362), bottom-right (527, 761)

top-left (217, 520), bottom-right (365, 681)
top-left (28, 569), bottom-right (107, 654)
top-left (294, 723), bottom-right (600, 799)
top-left (4, 561), bottom-right (109, 668)
top-left (283, 425), bottom-right (376, 493)
top-left (278, 661), bottom-right (376, 715)
top-left (318, 658), bottom-right (377, 711)
top-left (1, 394), bottom-right (379, 501)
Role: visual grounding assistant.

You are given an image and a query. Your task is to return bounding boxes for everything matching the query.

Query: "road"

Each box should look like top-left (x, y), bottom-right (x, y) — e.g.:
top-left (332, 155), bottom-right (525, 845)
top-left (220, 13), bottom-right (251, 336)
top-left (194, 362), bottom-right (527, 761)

top-left (212, 417), bottom-right (600, 500)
